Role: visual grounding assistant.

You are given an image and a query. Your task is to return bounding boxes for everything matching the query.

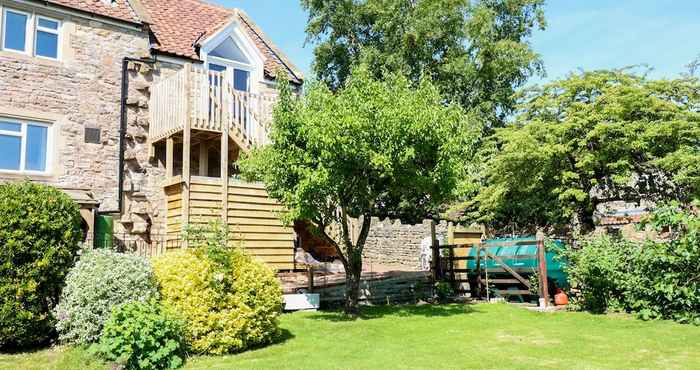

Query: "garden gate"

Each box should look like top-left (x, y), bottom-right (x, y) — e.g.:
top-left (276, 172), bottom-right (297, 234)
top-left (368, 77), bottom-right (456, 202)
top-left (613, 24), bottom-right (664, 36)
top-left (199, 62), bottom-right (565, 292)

top-left (432, 234), bottom-right (551, 305)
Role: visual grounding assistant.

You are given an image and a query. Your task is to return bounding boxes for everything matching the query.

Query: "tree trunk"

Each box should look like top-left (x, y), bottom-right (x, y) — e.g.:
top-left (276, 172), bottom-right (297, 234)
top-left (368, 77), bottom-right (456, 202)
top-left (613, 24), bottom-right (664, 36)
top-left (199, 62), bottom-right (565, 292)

top-left (340, 214), bottom-right (371, 317)
top-left (344, 262), bottom-right (362, 316)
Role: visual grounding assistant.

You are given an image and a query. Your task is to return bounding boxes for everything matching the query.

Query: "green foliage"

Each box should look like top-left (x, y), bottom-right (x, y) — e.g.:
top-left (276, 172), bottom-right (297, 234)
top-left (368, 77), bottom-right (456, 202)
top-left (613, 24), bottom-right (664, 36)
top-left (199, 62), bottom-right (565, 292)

top-left (0, 181), bottom-right (83, 349)
top-left (434, 281), bottom-right (454, 303)
top-left (152, 225), bottom-right (283, 355)
top-left (465, 70), bottom-right (700, 232)
top-left (240, 66), bottom-right (476, 314)
top-left (561, 235), bottom-right (631, 313)
top-left (564, 204), bottom-right (700, 324)
top-left (302, 0), bottom-right (546, 126)
top-left (91, 300), bottom-right (184, 370)
top-left (54, 249), bottom-right (159, 344)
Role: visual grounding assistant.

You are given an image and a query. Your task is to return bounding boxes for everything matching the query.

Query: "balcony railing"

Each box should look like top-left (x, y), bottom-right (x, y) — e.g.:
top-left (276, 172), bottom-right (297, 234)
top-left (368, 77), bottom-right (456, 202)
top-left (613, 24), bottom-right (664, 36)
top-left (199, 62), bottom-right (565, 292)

top-left (149, 64), bottom-right (278, 150)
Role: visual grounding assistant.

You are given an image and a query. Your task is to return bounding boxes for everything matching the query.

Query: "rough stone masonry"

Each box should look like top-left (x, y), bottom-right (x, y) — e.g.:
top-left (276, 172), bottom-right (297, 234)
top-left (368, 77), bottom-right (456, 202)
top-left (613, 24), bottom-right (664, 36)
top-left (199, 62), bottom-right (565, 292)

top-left (362, 218), bottom-right (449, 271)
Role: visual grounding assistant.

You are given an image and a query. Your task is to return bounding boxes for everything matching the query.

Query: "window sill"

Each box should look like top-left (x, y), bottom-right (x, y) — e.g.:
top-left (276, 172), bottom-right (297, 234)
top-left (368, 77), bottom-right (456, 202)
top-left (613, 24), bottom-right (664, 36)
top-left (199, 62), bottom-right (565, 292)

top-left (0, 49), bottom-right (61, 67)
top-left (0, 170), bottom-right (54, 180)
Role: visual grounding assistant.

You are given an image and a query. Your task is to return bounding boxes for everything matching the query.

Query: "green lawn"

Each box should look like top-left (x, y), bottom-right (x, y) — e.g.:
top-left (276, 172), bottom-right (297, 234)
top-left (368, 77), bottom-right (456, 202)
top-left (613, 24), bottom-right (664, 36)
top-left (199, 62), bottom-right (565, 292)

top-left (2, 303), bottom-right (699, 370)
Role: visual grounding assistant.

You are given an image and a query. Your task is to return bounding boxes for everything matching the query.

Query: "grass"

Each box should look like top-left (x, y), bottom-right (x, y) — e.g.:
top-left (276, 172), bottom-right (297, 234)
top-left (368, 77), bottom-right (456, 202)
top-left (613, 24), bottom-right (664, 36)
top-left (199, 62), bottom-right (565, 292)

top-left (2, 303), bottom-right (699, 369)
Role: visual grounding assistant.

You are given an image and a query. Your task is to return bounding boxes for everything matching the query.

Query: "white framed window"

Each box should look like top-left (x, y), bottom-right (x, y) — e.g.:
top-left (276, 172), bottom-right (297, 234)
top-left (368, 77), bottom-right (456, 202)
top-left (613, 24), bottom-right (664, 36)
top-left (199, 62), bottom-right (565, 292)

top-left (0, 118), bottom-right (52, 174)
top-left (1, 7), bottom-right (62, 60)
top-left (35, 15), bottom-right (60, 60)
top-left (2, 8), bottom-right (31, 54)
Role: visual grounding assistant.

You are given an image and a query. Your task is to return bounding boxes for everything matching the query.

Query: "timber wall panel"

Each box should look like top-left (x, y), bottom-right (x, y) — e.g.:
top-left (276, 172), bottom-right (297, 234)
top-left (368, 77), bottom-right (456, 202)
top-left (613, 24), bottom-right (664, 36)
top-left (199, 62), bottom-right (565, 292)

top-left (173, 178), bottom-right (296, 270)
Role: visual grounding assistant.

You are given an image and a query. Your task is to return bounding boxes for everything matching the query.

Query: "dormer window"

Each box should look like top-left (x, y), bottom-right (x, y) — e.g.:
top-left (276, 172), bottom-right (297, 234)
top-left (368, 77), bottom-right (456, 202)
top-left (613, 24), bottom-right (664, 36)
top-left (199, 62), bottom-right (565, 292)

top-left (200, 20), bottom-right (264, 96)
top-left (206, 36), bottom-right (252, 93)
top-left (210, 37), bottom-right (250, 64)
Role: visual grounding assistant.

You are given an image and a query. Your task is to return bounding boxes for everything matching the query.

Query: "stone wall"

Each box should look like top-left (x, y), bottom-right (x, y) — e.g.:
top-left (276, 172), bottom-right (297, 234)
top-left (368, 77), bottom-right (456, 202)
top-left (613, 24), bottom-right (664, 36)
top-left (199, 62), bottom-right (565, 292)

top-left (363, 218), bottom-right (449, 271)
top-left (0, 6), bottom-right (287, 244)
top-left (118, 60), bottom-right (181, 238)
top-left (0, 13), bottom-right (148, 215)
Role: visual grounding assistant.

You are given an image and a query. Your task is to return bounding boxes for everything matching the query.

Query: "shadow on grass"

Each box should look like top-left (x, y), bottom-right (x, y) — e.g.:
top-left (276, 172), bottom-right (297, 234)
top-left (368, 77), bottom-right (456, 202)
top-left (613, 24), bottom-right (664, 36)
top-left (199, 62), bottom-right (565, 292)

top-left (271, 328), bottom-right (295, 345)
top-left (305, 303), bottom-right (480, 322)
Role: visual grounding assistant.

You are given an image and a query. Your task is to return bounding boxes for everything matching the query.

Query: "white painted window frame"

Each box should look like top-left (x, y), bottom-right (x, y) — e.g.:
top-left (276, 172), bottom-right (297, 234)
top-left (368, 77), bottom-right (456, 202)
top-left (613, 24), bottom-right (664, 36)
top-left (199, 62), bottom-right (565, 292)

top-left (0, 117), bottom-right (53, 175)
top-left (1, 7), bottom-right (32, 55)
top-left (0, 6), bottom-right (62, 61)
top-left (199, 19), bottom-right (265, 95)
top-left (34, 14), bottom-right (61, 60)
top-left (207, 55), bottom-right (252, 92)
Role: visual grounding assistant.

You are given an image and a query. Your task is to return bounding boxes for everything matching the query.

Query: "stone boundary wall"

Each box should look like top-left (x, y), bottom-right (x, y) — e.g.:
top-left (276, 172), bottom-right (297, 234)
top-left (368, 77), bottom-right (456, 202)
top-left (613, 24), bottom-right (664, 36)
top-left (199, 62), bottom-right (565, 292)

top-left (362, 218), bottom-right (449, 271)
top-left (279, 270), bottom-right (432, 307)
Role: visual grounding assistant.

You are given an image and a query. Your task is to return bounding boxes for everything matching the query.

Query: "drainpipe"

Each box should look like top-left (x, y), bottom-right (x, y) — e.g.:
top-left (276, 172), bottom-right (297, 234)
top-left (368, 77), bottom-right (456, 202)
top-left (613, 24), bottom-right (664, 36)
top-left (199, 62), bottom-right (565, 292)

top-left (98, 56), bottom-right (156, 216)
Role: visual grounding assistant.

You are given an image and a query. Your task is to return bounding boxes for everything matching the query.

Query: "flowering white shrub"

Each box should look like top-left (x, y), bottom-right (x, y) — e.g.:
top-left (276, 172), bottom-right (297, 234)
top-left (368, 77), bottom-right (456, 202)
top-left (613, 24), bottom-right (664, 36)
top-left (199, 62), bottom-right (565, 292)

top-left (54, 249), bottom-right (159, 344)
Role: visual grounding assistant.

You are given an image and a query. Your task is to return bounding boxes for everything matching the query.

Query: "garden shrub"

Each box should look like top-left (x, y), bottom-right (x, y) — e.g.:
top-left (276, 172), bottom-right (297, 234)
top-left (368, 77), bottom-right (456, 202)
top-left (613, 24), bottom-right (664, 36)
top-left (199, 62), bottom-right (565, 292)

top-left (152, 224), bottom-right (283, 354)
top-left (55, 249), bottom-right (159, 344)
top-left (91, 300), bottom-right (184, 370)
top-left (561, 235), bottom-right (633, 313)
top-left (564, 203), bottom-right (700, 324)
top-left (0, 181), bottom-right (82, 349)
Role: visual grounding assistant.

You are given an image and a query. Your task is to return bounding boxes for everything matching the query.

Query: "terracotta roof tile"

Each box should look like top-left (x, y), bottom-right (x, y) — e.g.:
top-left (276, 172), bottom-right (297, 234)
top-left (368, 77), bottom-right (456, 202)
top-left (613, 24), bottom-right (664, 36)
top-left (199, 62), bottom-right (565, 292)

top-left (139, 0), bottom-right (302, 84)
top-left (47, 0), bottom-right (140, 24)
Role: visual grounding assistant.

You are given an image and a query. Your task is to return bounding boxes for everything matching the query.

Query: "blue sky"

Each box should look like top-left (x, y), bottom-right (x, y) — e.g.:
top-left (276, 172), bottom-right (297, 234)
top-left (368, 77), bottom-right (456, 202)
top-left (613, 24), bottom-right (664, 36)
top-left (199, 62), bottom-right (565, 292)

top-left (214, 0), bottom-right (700, 84)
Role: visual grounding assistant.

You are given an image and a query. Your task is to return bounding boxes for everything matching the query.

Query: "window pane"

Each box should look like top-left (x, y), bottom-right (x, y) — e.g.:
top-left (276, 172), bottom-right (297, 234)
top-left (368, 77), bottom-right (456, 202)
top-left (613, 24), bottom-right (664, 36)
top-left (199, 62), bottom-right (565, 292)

top-left (38, 18), bottom-right (59, 30)
top-left (0, 134), bottom-right (21, 170)
top-left (0, 121), bottom-right (21, 132)
top-left (208, 64), bottom-right (226, 86)
top-left (4, 11), bottom-right (27, 51)
top-left (36, 31), bottom-right (58, 58)
top-left (209, 63), bottom-right (226, 72)
top-left (234, 69), bottom-right (249, 92)
top-left (26, 125), bottom-right (48, 172)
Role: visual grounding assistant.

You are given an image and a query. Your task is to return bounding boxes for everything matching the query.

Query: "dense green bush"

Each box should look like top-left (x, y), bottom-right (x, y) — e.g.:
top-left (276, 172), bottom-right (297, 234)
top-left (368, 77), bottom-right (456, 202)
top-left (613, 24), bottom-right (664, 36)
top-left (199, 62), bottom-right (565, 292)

top-left (152, 224), bottom-right (283, 354)
top-left (562, 235), bottom-right (632, 313)
top-left (91, 300), bottom-right (184, 370)
top-left (0, 181), bottom-right (83, 349)
top-left (564, 203), bottom-right (700, 324)
top-left (55, 249), bottom-right (159, 344)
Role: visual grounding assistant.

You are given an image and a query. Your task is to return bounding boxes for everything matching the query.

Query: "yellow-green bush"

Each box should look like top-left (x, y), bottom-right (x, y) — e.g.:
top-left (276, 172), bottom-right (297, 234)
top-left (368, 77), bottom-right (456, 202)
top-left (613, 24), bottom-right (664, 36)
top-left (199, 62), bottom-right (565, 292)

top-left (152, 248), bottom-right (282, 354)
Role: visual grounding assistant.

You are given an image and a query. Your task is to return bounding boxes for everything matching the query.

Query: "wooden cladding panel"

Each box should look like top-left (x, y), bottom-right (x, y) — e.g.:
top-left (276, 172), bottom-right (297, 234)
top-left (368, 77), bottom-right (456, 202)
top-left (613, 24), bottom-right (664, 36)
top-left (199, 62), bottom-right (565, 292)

top-left (227, 217), bottom-right (284, 227)
top-left (164, 178), bottom-right (296, 270)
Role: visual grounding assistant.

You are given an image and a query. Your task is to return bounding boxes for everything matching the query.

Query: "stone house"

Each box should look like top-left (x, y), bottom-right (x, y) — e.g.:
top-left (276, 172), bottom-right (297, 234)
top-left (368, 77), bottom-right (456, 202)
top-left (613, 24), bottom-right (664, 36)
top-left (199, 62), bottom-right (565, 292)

top-left (0, 0), bottom-right (303, 269)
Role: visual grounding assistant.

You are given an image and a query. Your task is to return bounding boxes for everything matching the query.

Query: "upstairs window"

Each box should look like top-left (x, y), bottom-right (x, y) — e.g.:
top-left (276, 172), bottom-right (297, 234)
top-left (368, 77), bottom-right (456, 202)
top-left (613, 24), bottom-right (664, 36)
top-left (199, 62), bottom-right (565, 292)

top-left (2, 9), bottom-right (29, 53)
top-left (35, 16), bottom-right (60, 59)
top-left (0, 118), bottom-right (51, 173)
top-left (1, 8), bottom-right (61, 60)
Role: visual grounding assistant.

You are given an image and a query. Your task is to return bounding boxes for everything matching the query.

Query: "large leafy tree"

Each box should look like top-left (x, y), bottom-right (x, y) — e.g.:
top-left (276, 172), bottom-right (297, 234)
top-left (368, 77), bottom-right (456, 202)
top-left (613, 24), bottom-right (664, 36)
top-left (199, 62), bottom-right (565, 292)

top-left (241, 67), bottom-right (478, 315)
top-left (301, 0), bottom-right (546, 127)
top-left (465, 70), bottom-right (700, 234)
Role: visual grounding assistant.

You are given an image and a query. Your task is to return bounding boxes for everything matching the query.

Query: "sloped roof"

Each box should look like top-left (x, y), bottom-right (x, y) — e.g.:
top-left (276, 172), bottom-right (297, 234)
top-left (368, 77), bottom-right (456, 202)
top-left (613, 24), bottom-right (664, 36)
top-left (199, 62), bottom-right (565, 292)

top-left (138, 0), bottom-right (303, 84)
top-left (46, 0), bottom-right (141, 24)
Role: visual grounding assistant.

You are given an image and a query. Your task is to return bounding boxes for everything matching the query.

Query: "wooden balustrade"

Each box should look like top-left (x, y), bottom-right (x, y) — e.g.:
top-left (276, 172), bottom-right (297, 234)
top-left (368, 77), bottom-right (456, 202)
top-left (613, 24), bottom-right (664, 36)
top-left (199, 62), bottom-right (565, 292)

top-left (149, 64), bottom-right (278, 149)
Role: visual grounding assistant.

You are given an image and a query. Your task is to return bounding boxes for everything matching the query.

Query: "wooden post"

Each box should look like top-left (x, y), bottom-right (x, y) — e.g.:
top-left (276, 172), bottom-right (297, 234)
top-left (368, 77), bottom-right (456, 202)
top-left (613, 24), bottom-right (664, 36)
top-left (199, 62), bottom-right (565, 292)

top-left (307, 266), bottom-right (314, 293)
top-left (448, 245), bottom-right (455, 288)
top-left (182, 65), bottom-right (192, 235)
top-left (198, 143), bottom-right (208, 176)
top-left (536, 230), bottom-right (549, 307)
top-left (474, 243), bottom-right (482, 299)
top-left (221, 125), bottom-right (229, 226)
top-left (165, 137), bottom-right (174, 178)
top-left (430, 220), bottom-right (439, 281)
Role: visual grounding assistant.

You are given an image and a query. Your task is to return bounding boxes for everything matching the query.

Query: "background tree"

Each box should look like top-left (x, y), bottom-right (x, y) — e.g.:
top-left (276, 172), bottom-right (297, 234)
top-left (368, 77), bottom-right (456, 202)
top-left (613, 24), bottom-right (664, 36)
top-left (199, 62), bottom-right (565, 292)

top-left (464, 69), bottom-right (700, 234)
top-left (240, 67), bottom-right (479, 316)
top-left (301, 0), bottom-right (546, 127)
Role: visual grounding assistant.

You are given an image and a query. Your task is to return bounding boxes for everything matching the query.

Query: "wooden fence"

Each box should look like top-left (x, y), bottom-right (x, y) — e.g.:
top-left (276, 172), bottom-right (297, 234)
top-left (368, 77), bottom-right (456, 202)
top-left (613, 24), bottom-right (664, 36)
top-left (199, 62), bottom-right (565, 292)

top-left (432, 234), bottom-right (551, 305)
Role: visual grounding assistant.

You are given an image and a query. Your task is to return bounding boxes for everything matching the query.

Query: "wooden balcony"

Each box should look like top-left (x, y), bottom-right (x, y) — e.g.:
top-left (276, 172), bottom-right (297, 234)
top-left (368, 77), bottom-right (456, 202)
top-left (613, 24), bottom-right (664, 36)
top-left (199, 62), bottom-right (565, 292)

top-left (149, 65), bottom-right (296, 270)
top-left (149, 64), bottom-right (277, 152)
